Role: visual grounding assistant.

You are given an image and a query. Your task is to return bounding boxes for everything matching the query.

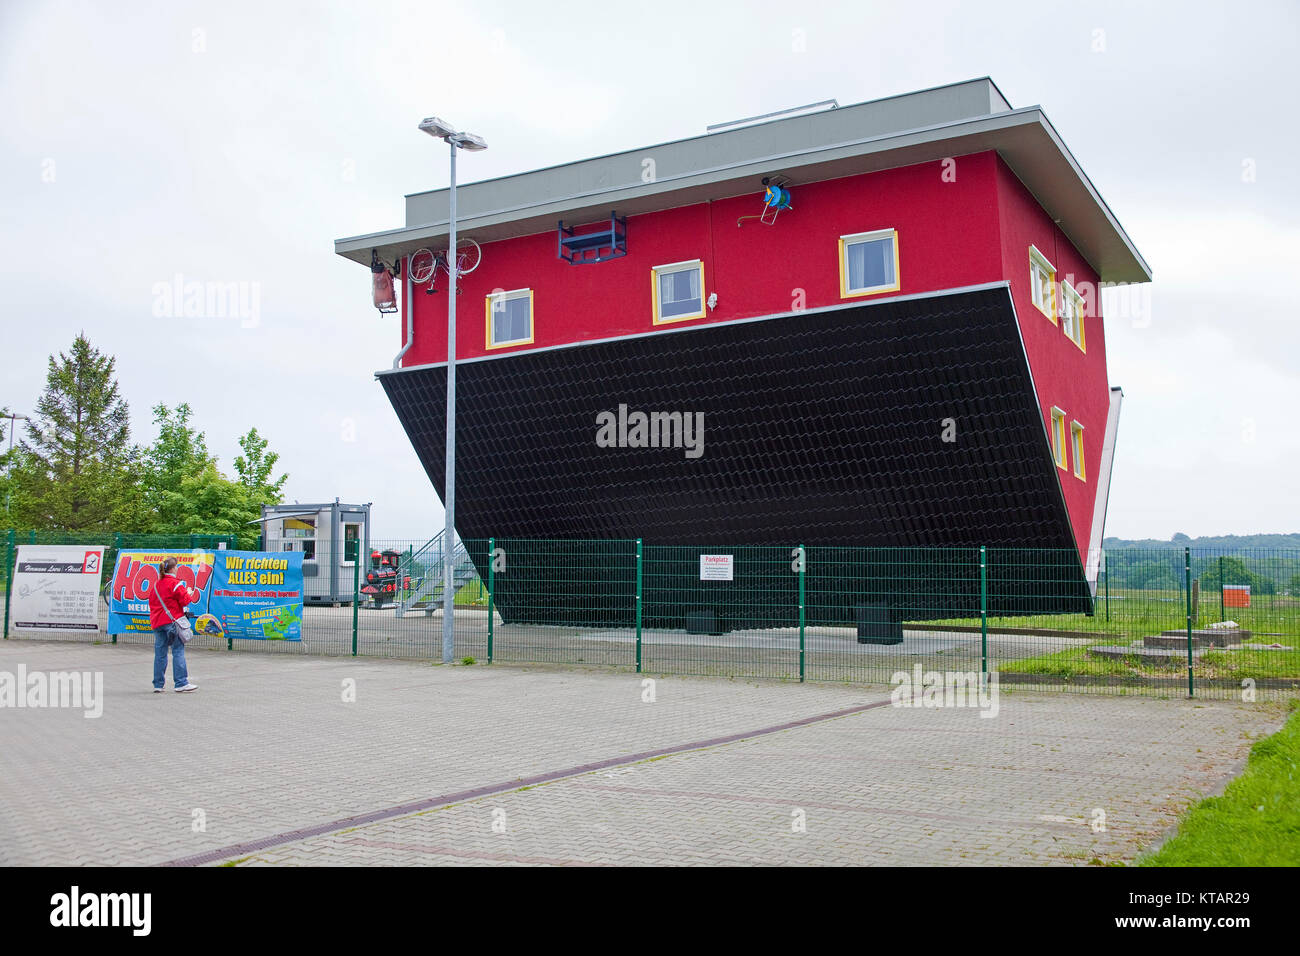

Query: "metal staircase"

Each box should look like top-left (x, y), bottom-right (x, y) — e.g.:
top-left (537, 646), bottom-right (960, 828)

top-left (394, 531), bottom-right (479, 618)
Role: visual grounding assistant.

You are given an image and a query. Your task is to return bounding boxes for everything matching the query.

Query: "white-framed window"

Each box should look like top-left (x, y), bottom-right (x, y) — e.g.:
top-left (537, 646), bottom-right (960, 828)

top-left (485, 288), bottom-right (534, 349)
top-left (1061, 280), bottom-right (1086, 351)
top-left (1071, 421), bottom-right (1086, 480)
top-left (1050, 407), bottom-right (1067, 470)
top-left (839, 229), bottom-right (900, 297)
top-left (651, 260), bottom-right (706, 324)
top-left (1029, 245), bottom-right (1057, 322)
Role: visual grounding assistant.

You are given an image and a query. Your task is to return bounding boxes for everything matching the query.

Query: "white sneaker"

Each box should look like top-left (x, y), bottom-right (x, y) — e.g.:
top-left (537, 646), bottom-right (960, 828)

top-left (175, 683), bottom-right (199, 693)
top-left (153, 688), bottom-right (164, 694)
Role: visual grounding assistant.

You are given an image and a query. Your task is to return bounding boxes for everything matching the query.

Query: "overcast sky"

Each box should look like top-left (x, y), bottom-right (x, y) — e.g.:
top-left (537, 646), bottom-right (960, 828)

top-left (2, 0), bottom-right (1296, 540)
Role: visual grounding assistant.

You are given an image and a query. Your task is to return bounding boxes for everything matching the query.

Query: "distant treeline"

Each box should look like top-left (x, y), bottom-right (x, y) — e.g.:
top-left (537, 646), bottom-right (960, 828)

top-left (1103, 533), bottom-right (1300, 551)
top-left (1101, 535), bottom-right (1300, 594)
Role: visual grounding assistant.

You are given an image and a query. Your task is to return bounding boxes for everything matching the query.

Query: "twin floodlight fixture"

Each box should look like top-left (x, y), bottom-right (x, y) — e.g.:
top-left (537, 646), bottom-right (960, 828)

top-left (417, 116), bottom-right (488, 150)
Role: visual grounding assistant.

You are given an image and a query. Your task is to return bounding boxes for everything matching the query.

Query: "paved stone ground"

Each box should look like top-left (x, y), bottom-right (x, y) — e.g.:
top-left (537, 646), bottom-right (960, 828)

top-left (0, 640), bottom-right (1287, 866)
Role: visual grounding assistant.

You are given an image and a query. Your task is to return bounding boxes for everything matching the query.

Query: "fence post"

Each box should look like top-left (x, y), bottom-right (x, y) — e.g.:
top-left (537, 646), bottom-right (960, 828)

top-left (1219, 555), bottom-right (1225, 624)
top-left (797, 544), bottom-right (805, 683)
top-left (1104, 551), bottom-right (1110, 622)
top-left (3, 528), bottom-right (14, 640)
top-left (635, 539), bottom-right (643, 674)
top-left (351, 552), bottom-right (359, 657)
top-left (487, 537), bottom-right (495, 664)
top-left (979, 546), bottom-right (988, 689)
top-left (1185, 546), bottom-right (1194, 699)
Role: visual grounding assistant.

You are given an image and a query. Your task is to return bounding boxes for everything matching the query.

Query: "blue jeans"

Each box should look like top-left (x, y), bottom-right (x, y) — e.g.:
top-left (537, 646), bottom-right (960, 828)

top-left (153, 624), bottom-right (189, 689)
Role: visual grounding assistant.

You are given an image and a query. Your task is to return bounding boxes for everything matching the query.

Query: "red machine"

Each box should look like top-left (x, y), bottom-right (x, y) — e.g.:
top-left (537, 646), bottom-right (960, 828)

top-left (359, 549), bottom-right (412, 609)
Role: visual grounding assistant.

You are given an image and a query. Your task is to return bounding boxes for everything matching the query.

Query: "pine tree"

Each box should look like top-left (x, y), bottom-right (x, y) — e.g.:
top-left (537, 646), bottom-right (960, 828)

top-left (11, 334), bottom-right (143, 530)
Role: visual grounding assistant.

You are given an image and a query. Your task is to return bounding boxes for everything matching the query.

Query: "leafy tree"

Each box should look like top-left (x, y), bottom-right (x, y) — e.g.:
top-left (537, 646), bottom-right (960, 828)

top-left (1289, 574), bottom-right (1300, 597)
top-left (144, 403), bottom-right (216, 530)
top-left (9, 335), bottom-right (145, 531)
top-left (167, 462), bottom-right (261, 542)
top-left (233, 427), bottom-right (287, 504)
top-left (1199, 557), bottom-right (1276, 596)
top-left (1123, 560), bottom-right (1179, 591)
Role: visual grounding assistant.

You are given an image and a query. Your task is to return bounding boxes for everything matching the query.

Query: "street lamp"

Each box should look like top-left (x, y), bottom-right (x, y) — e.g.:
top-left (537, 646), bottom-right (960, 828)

top-left (419, 115), bottom-right (487, 664)
top-left (4, 412), bottom-right (30, 516)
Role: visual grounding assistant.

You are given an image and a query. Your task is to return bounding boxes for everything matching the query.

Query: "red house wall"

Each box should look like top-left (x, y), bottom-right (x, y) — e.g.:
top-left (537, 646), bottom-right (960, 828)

top-left (399, 149), bottom-right (1110, 564)
top-left (993, 155), bottom-right (1109, 559)
top-left (401, 152), bottom-right (1005, 366)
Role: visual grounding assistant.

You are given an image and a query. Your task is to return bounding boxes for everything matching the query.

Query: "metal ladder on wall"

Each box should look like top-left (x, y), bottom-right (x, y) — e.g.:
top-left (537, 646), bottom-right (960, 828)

top-left (394, 531), bottom-right (479, 618)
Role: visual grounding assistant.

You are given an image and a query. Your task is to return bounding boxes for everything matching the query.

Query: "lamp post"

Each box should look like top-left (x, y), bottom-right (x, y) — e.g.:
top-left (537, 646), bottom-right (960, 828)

top-left (418, 116), bottom-right (487, 665)
top-left (4, 413), bottom-right (29, 517)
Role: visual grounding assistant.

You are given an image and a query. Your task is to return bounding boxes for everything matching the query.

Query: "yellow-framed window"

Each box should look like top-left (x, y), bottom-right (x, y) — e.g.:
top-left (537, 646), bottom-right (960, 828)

top-left (839, 229), bottom-right (900, 298)
top-left (1050, 407), bottom-right (1067, 470)
top-left (1029, 245), bottom-right (1057, 322)
top-left (1061, 280), bottom-right (1086, 351)
top-left (1071, 421), bottom-right (1086, 480)
top-left (651, 260), bottom-right (706, 324)
top-left (485, 288), bottom-right (535, 349)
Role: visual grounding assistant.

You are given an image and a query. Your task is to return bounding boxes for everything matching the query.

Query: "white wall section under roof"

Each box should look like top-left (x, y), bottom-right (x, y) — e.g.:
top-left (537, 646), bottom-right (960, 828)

top-left (335, 78), bottom-right (1150, 284)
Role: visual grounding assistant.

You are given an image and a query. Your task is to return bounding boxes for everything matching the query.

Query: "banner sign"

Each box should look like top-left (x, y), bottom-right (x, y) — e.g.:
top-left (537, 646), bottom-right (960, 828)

top-left (106, 550), bottom-right (302, 640)
top-left (209, 550), bottom-right (303, 641)
top-left (699, 554), bottom-right (734, 581)
top-left (11, 545), bottom-right (105, 632)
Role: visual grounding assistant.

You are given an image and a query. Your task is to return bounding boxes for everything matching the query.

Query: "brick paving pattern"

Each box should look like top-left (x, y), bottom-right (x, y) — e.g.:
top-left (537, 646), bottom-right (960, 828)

top-left (0, 640), bottom-right (1285, 866)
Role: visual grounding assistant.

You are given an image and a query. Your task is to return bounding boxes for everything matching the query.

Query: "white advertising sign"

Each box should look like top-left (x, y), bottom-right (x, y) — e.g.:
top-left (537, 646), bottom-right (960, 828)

top-left (11, 545), bottom-right (104, 632)
top-left (699, 554), bottom-right (734, 581)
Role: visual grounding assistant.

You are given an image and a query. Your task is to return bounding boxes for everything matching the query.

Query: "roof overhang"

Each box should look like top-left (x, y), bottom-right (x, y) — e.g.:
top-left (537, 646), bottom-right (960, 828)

top-left (336, 79), bottom-right (1150, 284)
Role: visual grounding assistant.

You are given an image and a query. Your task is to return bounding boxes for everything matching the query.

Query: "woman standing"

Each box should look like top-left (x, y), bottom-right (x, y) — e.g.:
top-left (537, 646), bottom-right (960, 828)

top-left (149, 557), bottom-right (200, 693)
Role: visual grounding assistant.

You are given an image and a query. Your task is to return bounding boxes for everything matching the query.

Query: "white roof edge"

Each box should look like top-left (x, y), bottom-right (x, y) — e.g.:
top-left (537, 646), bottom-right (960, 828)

top-left (1087, 386), bottom-right (1124, 595)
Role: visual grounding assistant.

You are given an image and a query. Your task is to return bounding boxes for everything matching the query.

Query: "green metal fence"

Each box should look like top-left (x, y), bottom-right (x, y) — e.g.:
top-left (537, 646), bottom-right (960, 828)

top-left (5, 530), bottom-right (1299, 701)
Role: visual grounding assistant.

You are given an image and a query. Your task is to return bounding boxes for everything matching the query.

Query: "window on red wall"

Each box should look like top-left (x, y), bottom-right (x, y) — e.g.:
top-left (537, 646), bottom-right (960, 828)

top-left (1071, 421), bottom-right (1086, 480)
top-left (652, 260), bottom-right (706, 324)
top-left (1029, 245), bottom-right (1057, 322)
top-left (1050, 407), bottom-right (1067, 470)
top-left (486, 288), bottom-right (534, 349)
top-left (1061, 281), bottom-right (1086, 352)
top-left (839, 229), bottom-right (900, 297)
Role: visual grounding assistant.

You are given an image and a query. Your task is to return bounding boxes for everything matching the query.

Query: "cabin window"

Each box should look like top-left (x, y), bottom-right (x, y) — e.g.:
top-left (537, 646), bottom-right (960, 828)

top-left (1071, 421), bottom-right (1086, 480)
top-left (486, 288), bottom-right (534, 348)
top-left (1050, 407), bottom-right (1068, 470)
top-left (1029, 245), bottom-right (1057, 321)
top-left (651, 260), bottom-right (706, 323)
top-left (839, 229), bottom-right (900, 297)
top-left (1061, 280), bottom-right (1086, 351)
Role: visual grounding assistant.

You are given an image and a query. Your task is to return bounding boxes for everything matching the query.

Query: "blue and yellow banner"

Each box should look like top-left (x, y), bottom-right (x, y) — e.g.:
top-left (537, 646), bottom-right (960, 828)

top-left (107, 550), bottom-right (303, 640)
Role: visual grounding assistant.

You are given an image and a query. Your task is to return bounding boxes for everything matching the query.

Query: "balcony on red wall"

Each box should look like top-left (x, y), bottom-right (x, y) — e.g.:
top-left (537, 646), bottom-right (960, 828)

top-left (558, 211), bottom-right (627, 264)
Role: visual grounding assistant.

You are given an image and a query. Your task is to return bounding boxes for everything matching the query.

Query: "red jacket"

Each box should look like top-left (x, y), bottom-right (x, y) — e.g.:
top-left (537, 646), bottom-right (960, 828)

top-left (149, 574), bottom-right (197, 629)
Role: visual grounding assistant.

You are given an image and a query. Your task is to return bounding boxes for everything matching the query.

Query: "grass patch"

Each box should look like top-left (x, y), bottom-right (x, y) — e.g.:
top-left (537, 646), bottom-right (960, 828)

top-left (1141, 700), bottom-right (1300, 866)
top-left (1003, 643), bottom-right (1300, 682)
top-left (927, 588), bottom-right (1300, 640)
